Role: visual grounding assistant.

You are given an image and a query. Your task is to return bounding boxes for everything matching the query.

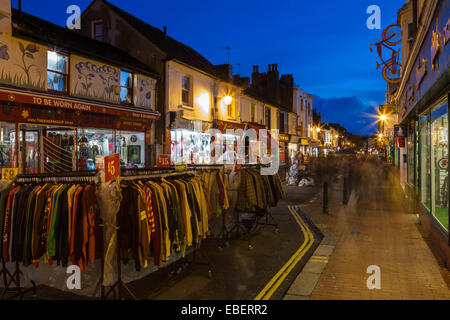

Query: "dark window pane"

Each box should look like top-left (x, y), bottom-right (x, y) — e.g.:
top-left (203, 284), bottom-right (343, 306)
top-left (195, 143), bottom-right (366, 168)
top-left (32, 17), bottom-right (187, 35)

top-left (93, 22), bottom-right (103, 39)
top-left (47, 71), bottom-right (66, 92)
top-left (182, 76), bottom-right (190, 90)
top-left (182, 90), bottom-right (190, 105)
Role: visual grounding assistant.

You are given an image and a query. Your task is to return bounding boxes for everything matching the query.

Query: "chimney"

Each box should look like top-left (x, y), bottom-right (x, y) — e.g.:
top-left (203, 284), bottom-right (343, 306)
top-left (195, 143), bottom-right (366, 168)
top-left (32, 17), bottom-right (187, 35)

top-left (163, 26), bottom-right (167, 36)
top-left (215, 64), bottom-right (233, 80)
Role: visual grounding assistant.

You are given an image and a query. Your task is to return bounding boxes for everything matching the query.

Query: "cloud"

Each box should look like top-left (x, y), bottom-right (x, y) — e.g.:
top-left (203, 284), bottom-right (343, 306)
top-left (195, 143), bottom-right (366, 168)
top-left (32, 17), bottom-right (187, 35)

top-left (313, 96), bottom-right (379, 135)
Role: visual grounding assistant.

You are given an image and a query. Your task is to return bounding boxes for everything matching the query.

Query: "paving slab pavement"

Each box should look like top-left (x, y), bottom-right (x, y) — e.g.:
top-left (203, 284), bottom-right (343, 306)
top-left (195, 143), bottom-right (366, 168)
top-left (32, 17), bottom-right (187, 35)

top-left (285, 174), bottom-right (450, 300)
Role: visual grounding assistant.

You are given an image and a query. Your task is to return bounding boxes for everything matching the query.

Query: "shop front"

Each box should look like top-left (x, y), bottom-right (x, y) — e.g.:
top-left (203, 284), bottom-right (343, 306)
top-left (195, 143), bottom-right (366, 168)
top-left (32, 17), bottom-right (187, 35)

top-left (0, 88), bottom-right (159, 174)
top-left (288, 135), bottom-right (300, 164)
top-left (397, 0), bottom-right (449, 268)
top-left (170, 118), bottom-right (213, 165)
top-left (278, 134), bottom-right (289, 180)
top-left (216, 120), bottom-right (246, 164)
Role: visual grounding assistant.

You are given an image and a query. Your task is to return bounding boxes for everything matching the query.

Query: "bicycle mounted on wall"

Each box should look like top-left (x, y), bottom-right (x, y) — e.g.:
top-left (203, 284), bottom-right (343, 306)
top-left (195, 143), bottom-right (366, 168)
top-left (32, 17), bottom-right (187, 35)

top-left (370, 24), bottom-right (402, 84)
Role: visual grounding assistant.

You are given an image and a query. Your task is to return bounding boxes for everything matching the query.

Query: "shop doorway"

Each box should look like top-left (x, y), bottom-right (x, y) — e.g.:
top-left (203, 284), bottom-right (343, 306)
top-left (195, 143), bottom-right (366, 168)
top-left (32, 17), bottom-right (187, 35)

top-left (19, 124), bottom-right (76, 174)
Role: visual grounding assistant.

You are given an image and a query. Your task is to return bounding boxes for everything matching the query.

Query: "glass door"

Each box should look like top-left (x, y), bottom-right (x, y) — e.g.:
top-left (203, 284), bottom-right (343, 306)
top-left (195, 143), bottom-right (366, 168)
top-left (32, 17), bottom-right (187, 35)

top-left (19, 125), bottom-right (41, 174)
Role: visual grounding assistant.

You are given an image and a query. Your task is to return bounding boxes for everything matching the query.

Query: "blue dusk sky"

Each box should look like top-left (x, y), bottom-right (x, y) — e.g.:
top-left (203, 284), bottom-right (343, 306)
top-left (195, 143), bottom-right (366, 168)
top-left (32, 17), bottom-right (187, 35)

top-left (12, 0), bottom-right (405, 135)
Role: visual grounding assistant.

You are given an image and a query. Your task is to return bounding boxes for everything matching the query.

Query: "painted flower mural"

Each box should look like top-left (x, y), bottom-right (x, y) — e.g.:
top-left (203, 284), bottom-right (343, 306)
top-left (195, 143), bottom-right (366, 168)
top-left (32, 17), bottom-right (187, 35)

top-left (17, 41), bottom-right (40, 87)
top-left (73, 60), bottom-right (120, 103)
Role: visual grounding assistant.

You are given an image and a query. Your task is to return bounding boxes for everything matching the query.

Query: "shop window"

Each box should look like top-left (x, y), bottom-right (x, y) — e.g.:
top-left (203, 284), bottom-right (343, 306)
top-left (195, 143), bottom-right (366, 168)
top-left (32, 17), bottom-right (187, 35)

top-left (0, 122), bottom-right (17, 170)
top-left (44, 128), bottom-right (75, 173)
top-left (419, 113), bottom-right (431, 211)
top-left (182, 76), bottom-right (192, 106)
top-left (430, 100), bottom-right (448, 231)
top-left (120, 70), bottom-right (133, 104)
top-left (77, 128), bottom-right (114, 171)
top-left (47, 50), bottom-right (69, 93)
top-left (170, 129), bottom-right (211, 164)
top-left (92, 20), bottom-right (104, 42)
top-left (407, 123), bottom-right (415, 185)
top-left (116, 131), bottom-right (145, 169)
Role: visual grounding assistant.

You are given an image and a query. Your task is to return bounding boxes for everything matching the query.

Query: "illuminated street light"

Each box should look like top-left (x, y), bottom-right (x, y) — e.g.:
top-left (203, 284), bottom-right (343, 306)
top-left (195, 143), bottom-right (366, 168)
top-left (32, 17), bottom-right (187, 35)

top-left (378, 133), bottom-right (383, 138)
top-left (316, 127), bottom-right (321, 133)
top-left (379, 114), bottom-right (388, 121)
top-left (223, 95), bottom-right (233, 105)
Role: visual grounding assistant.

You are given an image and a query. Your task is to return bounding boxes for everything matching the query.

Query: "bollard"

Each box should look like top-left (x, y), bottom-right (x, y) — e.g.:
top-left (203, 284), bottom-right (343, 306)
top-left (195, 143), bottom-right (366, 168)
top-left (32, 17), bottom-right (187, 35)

top-left (343, 177), bottom-right (348, 205)
top-left (323, 181), bottom-right (329, 214)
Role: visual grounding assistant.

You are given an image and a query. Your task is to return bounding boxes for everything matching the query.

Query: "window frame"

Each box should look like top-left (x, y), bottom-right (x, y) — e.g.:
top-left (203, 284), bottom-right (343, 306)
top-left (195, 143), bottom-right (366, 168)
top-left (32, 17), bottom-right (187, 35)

top-left (250, 103), bottom-right (256, 123)
top-left (120, 69), bottom-right (134, 106)
top-left (47, 50), bottom-right (70, 95)
top-left (265, 107), bottom-right (271, 129)
top-left (181, 75), bottom-right (192, 107)
top-left (227, 101), bottom-right (234, 119)
top-left (91, 20), bottom-right (104, 42)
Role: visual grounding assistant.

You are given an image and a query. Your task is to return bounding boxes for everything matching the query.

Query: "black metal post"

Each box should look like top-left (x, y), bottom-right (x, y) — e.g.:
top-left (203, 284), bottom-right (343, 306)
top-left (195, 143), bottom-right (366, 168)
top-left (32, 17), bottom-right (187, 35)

top-left (323, 181), bottom-right (329, 214)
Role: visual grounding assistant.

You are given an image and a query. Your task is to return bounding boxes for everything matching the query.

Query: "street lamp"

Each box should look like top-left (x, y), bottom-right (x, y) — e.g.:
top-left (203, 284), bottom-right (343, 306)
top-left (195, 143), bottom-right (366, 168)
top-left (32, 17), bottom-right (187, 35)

top-left (223, 95), bottom-right (233, 105)
top-left (379, 114), bottom-right (388, 121)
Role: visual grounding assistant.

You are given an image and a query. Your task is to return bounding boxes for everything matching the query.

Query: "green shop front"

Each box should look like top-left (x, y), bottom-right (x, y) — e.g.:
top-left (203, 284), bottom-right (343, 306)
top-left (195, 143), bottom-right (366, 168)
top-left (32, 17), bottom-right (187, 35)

top-left (398, 1), bottom-right (449, 267)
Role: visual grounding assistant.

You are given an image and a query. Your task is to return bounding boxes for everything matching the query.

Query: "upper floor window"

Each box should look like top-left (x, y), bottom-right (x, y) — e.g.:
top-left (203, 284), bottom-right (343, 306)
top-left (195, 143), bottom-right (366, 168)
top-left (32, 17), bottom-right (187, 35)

top-left (227, 103), bottom-right (234, 119)
top-left (278, 111), bottom-right (286, 133)
top-left (47, 50), bottom-right (69, 94)
top-left (120, 70), bottom-right (133, 104)
top-left (182, 76), bottom-right (192, 106)
top-left (92, 21), bottom-right (104, 42)
top-left (265, 107), bottom-right (271, 129)
top-left (251, 103), bottom-right (256, 123)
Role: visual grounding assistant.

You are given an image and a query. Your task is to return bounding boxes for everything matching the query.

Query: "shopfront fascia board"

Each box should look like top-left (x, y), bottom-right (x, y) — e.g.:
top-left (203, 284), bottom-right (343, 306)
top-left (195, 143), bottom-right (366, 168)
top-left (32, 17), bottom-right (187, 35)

top-left (0, 86), bottom-right (161, 121)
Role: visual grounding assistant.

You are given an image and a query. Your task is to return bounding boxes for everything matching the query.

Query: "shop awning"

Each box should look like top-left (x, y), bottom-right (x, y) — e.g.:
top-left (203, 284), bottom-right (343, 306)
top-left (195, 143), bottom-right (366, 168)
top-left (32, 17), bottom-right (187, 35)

top-left (0, 87), bottom-right (161, 121)
top-left (246, 123), bottom-right (267, 136)
top-left (216, 120), bottom-right (246, 133)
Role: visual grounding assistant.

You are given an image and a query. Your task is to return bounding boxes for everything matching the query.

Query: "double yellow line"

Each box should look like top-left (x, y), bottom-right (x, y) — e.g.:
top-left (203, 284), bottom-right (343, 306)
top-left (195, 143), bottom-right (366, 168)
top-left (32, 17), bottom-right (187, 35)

top-left (254, 205), bottom-right (314, 300)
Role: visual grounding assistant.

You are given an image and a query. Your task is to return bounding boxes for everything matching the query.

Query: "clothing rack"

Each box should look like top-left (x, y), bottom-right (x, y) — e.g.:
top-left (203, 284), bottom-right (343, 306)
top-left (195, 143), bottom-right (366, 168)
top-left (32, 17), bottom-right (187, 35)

top-left (15, 170), bottom-right (99, 184)
top-left (227, 165), bottom-right (279, 250)
top-left (0, 170), bottom-right (98, 299)
top-left (101, 169), bottom-right (210, 300)
top-left (1, 170), bottom-right (99, 300)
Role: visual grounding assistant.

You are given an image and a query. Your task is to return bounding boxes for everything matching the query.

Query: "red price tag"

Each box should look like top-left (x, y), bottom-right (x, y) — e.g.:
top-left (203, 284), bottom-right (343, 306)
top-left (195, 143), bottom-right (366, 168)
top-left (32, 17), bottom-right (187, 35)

top-left (104, 153), bottom-right (120, 182)
top-left (157, 155), bottom-right (171, 168)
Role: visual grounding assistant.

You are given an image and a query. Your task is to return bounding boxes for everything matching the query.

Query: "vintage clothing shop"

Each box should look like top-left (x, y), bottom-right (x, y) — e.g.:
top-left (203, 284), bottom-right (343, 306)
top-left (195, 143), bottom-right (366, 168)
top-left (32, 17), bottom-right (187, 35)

top-left (0, 87), bottom-right (160, 174)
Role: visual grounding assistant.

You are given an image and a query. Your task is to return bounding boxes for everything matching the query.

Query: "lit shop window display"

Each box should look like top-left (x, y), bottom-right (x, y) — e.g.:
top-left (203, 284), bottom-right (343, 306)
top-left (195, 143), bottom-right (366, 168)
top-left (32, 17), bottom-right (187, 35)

top-left (16, 124), bottom-right (76, 174)
top-left (44, 128), bottom-right (75, 173)
top-left (77, 128), bottom-right (114, 170)
top-left (0, 122), bottom-right (17, 170)
top-left (220, 134), bottom-right (244, 164)
top-left (115, 131), bottom-right (145, 169)
top-left (430, 100), bottom-right (448, 231)
top-left (171, 129), bottom-right (211, 164)
top-left (419, 113), bottom-right (431, 211)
